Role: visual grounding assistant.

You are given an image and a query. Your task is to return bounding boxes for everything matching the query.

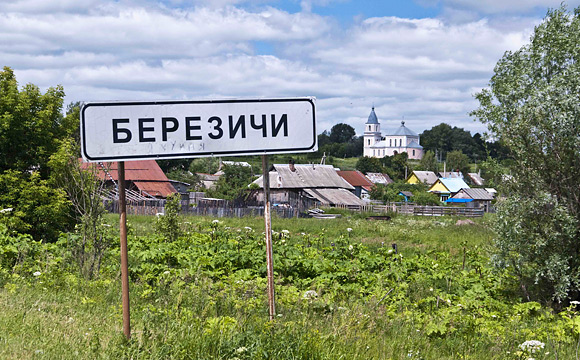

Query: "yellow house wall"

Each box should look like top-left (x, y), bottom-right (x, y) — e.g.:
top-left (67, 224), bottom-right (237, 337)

top-left (428, 180), bottom-right (450, 193)
top-left (406, 174), bottom-right (420, 184)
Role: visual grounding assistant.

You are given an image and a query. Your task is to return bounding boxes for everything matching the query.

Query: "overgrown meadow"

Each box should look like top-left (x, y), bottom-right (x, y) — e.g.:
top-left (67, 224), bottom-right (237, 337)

top-left (1, 212), bottom-right (579, 359)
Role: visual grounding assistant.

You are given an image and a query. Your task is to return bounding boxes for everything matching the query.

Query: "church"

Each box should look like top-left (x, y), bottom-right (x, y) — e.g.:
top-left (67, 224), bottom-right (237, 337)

top-left (363, 107), bottom-right (423, 160)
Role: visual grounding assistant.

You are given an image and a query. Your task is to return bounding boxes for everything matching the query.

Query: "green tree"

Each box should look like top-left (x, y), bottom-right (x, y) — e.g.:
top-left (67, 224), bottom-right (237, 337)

top-left (329, 123), bottom-right (356, 143)
top-left (355, 156), bottom-right (383, 174)
top-left (189, 157), bottom-right (219, 174)
top-left (446, 150), bottom-right (470, 176)
top-left (206, 164), bottom-right (253, 200)
top-left (382, 152), bottom-right (409, 180)
top-left (0, 170), bottom-right (73, 242)
top-left (0, 66), bottom-right (67, 176)
top-left (471, 5), bottom-right (580, 303)
top-left (419, 150), bottom-right (439, 173)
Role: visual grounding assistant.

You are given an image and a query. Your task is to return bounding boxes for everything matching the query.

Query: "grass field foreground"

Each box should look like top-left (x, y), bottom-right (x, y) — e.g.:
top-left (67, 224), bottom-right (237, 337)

top-left (0, 213), bottom-right (577, 359)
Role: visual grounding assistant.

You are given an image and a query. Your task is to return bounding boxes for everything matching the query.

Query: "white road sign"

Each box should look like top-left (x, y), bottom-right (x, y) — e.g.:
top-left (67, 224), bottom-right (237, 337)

top-left (81, 98), bottom-right (316, 162)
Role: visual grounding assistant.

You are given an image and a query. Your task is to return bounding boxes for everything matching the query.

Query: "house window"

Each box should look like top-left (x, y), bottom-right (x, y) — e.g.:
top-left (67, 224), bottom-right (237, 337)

top-left (373, 150), bottom-right (375, 156)
top-left (368, 139), bottom-right (370, 145)
top-left (368, 125), bottom-right (371, 131)
top-left (383, 150), bottom-right (385, 156)
top-left (389, 139), bottom-right (392, 147)
top-left (399, 139), bottom-right (402, 147)
top-left (413, 150), bottom-right (415, 156)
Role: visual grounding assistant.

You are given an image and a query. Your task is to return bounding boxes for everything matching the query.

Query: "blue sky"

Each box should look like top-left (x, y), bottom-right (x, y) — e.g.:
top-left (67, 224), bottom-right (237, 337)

top-left (2, 0), bottom-right (579, 136)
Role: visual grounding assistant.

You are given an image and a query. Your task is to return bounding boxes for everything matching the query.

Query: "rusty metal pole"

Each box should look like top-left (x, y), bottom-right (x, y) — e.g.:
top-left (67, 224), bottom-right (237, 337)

top-left (262, 155), bottom-right (276, 321)
top-left (118, 161), bottom-right (131, 339)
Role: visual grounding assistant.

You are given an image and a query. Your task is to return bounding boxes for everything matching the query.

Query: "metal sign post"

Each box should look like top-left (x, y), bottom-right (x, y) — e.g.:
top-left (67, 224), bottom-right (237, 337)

top-left (262, 155), bottom-right (276, 321)
top-left (118, 162), bottom-right (131, 339)
top-left (81, 97), bottom-right (316, 334)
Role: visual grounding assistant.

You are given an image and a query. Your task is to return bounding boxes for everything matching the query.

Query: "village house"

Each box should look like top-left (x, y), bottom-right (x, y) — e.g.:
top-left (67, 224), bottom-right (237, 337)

top-left (337, 170), bottom-right (375, 200)
top-left (449, 188), bottom-right (495, 212)
top-left (406, 170), bottom-right (439, 185)
top-left (428, 177), bottom-right (470, 202)
top-left (363, 107), bottom-right (423, 160)
top-left (80, 160), bottom-right (177, 200)
top-left (365, 172), bottom-right (394, 186)
top-left (251, 163), bottom-right (365, 207)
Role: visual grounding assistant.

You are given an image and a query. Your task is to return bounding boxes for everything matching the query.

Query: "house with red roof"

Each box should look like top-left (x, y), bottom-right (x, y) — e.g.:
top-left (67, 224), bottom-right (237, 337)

top-left (337, 170), bottom-right (375, 200)
top-left (80, 160), bottom-right (176, 200)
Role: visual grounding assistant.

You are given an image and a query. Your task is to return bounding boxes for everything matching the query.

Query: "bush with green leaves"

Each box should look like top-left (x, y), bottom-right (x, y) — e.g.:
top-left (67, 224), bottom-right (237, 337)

top-left (0, 170), bottom-right (73, 242)
top-left (493, 193), bottom-right (578, 304)
top-left (155, 194), bottom-right (182, 242)
top-left (472, 5), bottom-right (580, 303)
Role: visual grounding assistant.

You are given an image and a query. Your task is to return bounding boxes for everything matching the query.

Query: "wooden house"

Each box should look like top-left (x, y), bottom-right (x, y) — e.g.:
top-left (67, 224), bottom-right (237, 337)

top-left (449, 188), bottom-right (494, 212)
top-left (365, 172), bottom-right (394, 186)
top-left (252, 164), bottom-right (365, 207)
top-left (337, 170), bottom-right (375, 199)
top-left (406, 171), bottom-right (438, 185)
top-left (80, 160), bottom-right (176, 200)
top-left (428, 178), bottom-right (470, 202)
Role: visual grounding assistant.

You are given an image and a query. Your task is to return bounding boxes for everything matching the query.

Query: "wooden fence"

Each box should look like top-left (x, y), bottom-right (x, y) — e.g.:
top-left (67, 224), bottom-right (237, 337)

top-left (105, 200), bottom-right (302, 219)
top-left (336, 203), bottom-right (485, 217)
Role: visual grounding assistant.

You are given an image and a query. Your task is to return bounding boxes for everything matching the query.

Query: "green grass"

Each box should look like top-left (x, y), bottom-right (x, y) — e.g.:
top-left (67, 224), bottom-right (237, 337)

top-left (0, 213), bottom-right (576, 359)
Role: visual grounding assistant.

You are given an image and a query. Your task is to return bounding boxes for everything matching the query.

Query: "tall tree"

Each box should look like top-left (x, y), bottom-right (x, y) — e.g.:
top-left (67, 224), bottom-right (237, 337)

top-left (329, 123), bottom-right (356, 143)
top-left (472, 5), bottom-right (580, 303)
top-left (419, 150), bottom-right (438, 173)
top-left (0, 66), bottom-right (67, 176)
top-left (446, 150), bottom-right (470, 176)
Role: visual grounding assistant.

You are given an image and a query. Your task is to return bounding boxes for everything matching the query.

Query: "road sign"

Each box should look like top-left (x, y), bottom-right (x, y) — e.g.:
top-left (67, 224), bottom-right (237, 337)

top-left (81, 98), bottom-right (316, 162)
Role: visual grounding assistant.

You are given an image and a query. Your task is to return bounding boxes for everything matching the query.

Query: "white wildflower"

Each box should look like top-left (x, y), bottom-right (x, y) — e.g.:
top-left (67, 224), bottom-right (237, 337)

top-left (571, 300), bottom-right (580, 305)
top-left (281, 229), bottom-right (289, 234)
top-left (212, 219), bottom-right (220, 224)
top-left (349, 245), bottom-right (354, 251)
top-left (519, 340), bottom-right (545, 354)
top-left (303, 290), bottom-right (318, 299)
top-left (300, 232), bottom-right (306, 236)
top-left (156, 212), bottom-right (164, 217)
top-left (429, 288), bottom-right (433, 292)
top-left (33, 271), bottom-right (41, 277)
top-left (0, 208), bottom-right (13, 213)
top-left (236, 346), bottom-right (248, 353)
top-left (388, 249), bottom-right (393, 254)
top-left (163, 271), bottom-right (170, 275)
top-left (244, 226), bottom-right (252, 231)
top-left (346, 227), bottom-right (353, 232)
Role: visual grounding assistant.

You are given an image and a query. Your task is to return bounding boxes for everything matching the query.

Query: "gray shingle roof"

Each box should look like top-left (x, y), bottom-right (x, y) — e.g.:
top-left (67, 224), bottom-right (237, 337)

top-left (366, 107), bottom-right (379, 124)
top-left (410, 171), bottom-right (439, 185)
top-left (456, 188), bottom-right (494, 200)
top-left (388, 121), bottom-right (418, 136)
top-left (407, 140), bottom-right (423, 149)
top-left (252, 164), bottom-right (354, 190)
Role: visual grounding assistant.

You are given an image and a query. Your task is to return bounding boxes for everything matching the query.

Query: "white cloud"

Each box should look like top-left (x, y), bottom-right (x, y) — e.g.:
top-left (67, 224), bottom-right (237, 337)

top-left (421, 0), bottom-right (580, 14)
top-left (2, 0), bottom-right (543, 137)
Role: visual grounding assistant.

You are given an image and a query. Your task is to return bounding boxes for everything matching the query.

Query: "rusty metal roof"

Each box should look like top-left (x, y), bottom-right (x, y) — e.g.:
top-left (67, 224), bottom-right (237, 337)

top-left (337, 170), bottom-right (374, 190)
top-left (80, 160), bottom-right (176, 198)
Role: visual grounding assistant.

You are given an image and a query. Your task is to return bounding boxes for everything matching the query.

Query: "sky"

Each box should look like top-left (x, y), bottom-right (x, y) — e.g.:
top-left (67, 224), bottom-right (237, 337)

top-left (2, 0), bottom-right (579, 137)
